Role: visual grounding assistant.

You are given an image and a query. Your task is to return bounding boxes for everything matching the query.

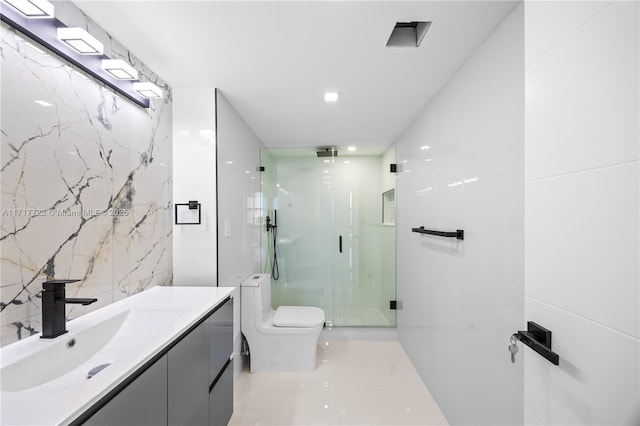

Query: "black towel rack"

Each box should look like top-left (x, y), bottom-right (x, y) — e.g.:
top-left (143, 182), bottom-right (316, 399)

top-left (411, 226), bottom-right (464, 240)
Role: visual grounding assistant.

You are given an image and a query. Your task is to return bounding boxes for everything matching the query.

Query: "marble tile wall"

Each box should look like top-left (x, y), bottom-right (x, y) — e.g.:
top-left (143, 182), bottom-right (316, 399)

top-left (0, 4), bottom-right (172, 346)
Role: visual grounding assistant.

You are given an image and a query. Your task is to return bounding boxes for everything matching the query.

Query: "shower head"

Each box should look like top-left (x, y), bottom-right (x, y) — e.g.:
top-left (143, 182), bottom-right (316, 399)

top-left (316, 148), bottom-right (338, 158)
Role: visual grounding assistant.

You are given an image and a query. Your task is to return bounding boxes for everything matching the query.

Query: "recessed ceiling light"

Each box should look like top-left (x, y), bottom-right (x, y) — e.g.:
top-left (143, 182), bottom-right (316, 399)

top-left (34, 99), bottom-right (52, 107)
top-left (4, 0), bottom-right (54, 18)
top-left (324, 92), bottom-right (339, 102)
top-left (420, 145), bottom-right (430, 150)
top-left (347, 146), bottom-right (356, 152)
top-left (102, 59), bottom-right (138, 80)
top-left (133, 82), bottom-right (163, 99)
top-left (57, 27), bottom-right (103, 55)
top-left (323, 159), bottom-right (330, 163)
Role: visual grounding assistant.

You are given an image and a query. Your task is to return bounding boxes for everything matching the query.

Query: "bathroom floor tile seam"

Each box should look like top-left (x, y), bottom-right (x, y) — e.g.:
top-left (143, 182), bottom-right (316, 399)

top-left (229, 340), bottom-right (449, 426)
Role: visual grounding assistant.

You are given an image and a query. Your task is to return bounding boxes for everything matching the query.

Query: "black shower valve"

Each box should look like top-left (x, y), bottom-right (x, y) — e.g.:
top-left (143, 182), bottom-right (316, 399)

top-left (266, 216), bottom-right (276, 232)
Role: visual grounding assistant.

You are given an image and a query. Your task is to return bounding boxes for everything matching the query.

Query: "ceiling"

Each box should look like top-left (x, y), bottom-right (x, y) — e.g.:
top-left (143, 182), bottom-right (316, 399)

top-left (73, 1), bottom-right (517, 151)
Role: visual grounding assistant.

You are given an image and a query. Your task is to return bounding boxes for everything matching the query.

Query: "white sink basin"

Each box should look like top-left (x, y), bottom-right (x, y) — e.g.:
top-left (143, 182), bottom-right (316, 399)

top-left (0, 308), bottom-right (188, 392)
top-left (1, 310), bottom-right (129, 392)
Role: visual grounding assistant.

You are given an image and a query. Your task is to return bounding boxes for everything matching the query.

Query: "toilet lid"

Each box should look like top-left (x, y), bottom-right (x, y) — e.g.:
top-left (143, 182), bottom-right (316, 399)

top-left (273, 306), bottom-right (325, 328)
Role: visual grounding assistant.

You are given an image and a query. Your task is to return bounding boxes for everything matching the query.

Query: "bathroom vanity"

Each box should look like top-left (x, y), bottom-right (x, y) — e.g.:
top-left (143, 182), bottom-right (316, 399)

top-left (0, 286), bottom-right (235, 426)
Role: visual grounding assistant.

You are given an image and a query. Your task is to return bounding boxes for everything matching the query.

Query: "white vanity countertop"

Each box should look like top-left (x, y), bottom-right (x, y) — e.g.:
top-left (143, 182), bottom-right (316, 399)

top-left (0, 286), bottom-right (235, 426)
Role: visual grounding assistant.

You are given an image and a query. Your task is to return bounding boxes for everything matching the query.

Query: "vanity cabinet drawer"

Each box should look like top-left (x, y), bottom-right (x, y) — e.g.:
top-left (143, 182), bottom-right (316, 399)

top-left (168, 321), bottom-right (209, 426)
top-left (84, 356), bottom-right (168, 426)
top-left (210, 359), bottom-right (233, 426)
top-left (208, 297), bottom-right (233, 384)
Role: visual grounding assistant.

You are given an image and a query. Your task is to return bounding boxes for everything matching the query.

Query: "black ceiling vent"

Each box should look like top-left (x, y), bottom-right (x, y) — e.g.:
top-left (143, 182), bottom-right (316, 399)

top-left (386, 21), bottom-right (431, 48)
top-left (316, 148), bottom-right (338, 158)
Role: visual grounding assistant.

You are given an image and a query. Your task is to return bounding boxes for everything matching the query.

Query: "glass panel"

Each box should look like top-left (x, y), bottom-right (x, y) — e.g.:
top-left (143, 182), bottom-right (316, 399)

top-left (261, 148), bottom-right (396, 327)
top-left (261, 149), bottom-right (334, 324)
top-left (332, 154), bottom-right (395, 326)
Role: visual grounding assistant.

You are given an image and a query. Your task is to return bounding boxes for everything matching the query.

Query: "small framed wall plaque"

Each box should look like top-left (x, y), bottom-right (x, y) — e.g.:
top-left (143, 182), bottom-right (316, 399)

top-left (175, 201), bottom-right (201, 225)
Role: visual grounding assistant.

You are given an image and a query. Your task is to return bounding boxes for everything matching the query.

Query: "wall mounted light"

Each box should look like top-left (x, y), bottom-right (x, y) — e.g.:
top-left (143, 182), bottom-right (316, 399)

top-left (102, 59), bottom-right (138, 80)
top-left (133, 82), bottom-right (163, 99)
top-left (57, 27), bottom-right (103, 55)
top-left (3, 0), bottom-right (53, 19)
top-left (1, 2), bottom-right (154, 107)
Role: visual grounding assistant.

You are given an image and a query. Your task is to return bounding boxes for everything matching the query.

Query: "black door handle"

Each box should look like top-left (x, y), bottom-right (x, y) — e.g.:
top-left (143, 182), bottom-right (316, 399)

top-left (339, 235), bottom-right (342, 253)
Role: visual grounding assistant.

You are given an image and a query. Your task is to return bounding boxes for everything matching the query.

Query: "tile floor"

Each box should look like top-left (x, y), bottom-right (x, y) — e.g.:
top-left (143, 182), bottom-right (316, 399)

top-left (228, 340), bottom-right (449, 425)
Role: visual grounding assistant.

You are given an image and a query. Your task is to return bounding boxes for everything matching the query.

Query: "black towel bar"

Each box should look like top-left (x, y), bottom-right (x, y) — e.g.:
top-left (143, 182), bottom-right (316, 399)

top-left (411, 226), bottom-right (464, 240)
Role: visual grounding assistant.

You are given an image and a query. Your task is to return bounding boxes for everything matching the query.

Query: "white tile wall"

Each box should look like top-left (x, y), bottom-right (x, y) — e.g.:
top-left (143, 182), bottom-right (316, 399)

top-left (216, 91), bottom-right (263, 288)
top-left (172, 88), bottom-right (217, 286)
top-left (395, 5), bottom-right (524, 425)
top-left (525, 1), bottom-right (639, 180)
top-left (524, 1), bottom-right (611, 66)
top-left (524, 1), bottom-right (640, 424)
top-left (526, 163), bottom-right (639, 337)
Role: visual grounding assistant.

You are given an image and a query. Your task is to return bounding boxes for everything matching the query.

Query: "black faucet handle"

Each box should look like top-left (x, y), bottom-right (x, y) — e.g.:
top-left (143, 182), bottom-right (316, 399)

top-left (43, 279), bottom-right (81, 290)
top-left (62, 298), bottom-right (98, 306)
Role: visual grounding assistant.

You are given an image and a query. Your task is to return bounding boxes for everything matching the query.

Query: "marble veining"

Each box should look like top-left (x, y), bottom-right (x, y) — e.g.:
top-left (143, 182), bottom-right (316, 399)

top-left (0, 3), bottom-right (173, 346)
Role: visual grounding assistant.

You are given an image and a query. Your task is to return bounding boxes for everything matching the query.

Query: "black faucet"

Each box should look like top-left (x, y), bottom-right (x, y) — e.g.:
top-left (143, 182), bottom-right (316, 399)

top-left (41, 279), bottom-right (98, 339)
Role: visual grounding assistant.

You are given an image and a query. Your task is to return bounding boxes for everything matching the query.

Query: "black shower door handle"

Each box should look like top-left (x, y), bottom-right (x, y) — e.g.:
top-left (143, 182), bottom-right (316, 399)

top-left (339, 235), bottom-right (342, 253)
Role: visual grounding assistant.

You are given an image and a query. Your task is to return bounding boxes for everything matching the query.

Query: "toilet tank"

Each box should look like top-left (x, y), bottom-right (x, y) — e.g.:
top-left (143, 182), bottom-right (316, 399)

top-left (240, 273), bottom-right (273, 323)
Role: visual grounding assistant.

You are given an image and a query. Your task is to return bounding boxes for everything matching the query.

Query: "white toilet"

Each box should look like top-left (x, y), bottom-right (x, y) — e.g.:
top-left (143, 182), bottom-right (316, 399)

top-left (241, 273), bottom-right (325, 372)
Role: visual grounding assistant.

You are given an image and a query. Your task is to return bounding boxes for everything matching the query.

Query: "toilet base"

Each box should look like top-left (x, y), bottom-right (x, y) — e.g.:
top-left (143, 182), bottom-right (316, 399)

top-left (246, 327), bottom-right (322, 373)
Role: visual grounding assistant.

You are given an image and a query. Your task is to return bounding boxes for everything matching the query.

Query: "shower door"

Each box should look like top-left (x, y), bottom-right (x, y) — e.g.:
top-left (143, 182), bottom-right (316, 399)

top-left (261, 148), bottom-right (396, 327)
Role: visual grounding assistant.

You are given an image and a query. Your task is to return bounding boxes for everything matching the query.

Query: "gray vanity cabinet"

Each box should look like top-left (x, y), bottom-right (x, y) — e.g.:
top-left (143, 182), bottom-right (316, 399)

top-left (207, 298), bottom-right (234, 426)
top-left (85, 356), bottom-right (168, 426)
top-left (168, 320), bottom-right (209, 425)
top-left (79, 296), bottom-right (234, 426)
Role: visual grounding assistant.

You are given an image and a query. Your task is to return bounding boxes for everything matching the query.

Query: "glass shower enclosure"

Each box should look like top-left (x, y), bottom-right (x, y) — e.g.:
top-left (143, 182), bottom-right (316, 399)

top-left (260, 148), bottom-right (396, 327)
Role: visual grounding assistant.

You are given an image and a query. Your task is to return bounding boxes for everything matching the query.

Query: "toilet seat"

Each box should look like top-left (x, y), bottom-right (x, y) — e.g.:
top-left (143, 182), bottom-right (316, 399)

top-left (273, 306), bottom-right (325, 328)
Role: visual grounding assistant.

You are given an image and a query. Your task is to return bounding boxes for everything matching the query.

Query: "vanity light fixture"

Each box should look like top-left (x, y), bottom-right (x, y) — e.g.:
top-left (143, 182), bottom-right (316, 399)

top-left (324, 92), bottom-right (339, 102)
top-left (57, 27), bottom-right (103, 55)
top-left (3, 0), bottom-right (53, 18)
top-left (1, 3), bottom-right (151, 107)
top-left (133, 82), bottom-right (163, 99)
top-left (102, 59), bottom-right (138, 80)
